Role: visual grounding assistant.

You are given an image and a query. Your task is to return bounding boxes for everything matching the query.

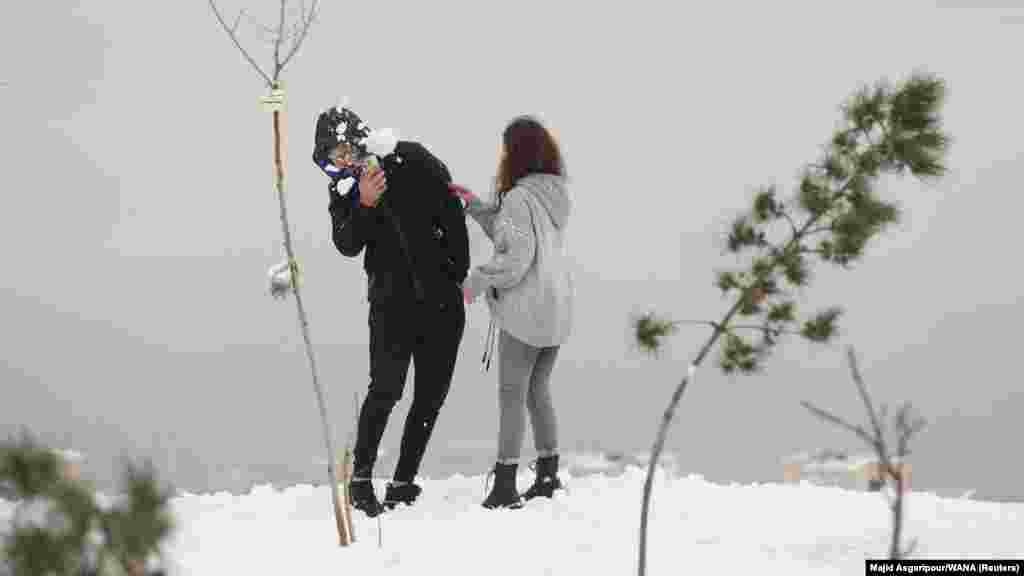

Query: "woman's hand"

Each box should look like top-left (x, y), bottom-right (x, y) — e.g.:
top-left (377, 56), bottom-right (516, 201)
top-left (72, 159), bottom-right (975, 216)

top-left (448, 183), bottom-right (477, 204)
top-left (463, 284), bottom-right (475, 305)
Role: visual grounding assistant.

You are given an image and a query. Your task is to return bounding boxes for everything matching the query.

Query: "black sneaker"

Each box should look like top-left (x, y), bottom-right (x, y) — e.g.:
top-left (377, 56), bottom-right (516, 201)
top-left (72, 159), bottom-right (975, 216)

top-left (349, 479), bottom-right (386, 517)
top-left (383, 481), bottom-right (422, 509)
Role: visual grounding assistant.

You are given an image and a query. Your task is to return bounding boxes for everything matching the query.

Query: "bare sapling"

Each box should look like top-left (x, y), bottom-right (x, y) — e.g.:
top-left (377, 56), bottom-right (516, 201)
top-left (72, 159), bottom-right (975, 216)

top-left (801, 346), bottom-right (926, 560)
top-left (207, 0), bottom-right (356, 547)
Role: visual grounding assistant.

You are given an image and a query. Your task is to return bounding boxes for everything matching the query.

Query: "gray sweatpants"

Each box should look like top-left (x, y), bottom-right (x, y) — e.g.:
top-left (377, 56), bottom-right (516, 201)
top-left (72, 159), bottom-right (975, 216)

top-left (496, 330), bottom-right (560, 463)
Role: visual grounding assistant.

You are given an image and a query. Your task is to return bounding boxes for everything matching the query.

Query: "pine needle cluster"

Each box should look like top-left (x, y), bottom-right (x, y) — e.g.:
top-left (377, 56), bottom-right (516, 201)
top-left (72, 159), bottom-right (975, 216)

top-left (636, 72), bottom-right (950, 372)
top-left (1, 433), bottom-right (173, 576)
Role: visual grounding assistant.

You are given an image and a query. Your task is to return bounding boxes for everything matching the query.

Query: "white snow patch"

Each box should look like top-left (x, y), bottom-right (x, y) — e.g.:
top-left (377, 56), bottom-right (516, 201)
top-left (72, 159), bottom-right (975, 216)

top-left (4, 467), bottom-right (1018, 574)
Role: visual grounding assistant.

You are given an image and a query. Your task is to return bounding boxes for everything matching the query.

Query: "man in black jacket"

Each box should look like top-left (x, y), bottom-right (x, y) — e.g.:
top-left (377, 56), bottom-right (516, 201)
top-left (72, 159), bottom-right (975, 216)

top-left (312, 106), bottom-right (470, 517)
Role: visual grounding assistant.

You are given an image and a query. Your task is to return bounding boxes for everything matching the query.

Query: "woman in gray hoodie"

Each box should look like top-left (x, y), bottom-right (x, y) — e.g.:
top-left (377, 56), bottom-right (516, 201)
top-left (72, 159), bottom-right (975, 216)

top-left (450, 115), bottom-right (574, 509)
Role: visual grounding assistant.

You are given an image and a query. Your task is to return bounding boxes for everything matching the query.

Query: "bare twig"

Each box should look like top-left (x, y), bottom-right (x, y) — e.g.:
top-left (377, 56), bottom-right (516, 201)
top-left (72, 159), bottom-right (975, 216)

top-left (666, 319), bottom-right (800, 337)
top-left (272, 0), bottom-right (286, 78)
top-left (860, 125), bottom-right (878, 150)
top-left (848, 348), bottom-right (890, 456)
top-left (805, 224), bottom-right (834, 236)
top-left (897, 407), bottom-right (926, 460)
top-left (279, 19), bottom-right (304, 44)
top-left (800, 346), bottom-right (926, 560)
top-left (780, 207), bottom-right (800, 237)
top-left (799, 400), bottom-right (877, 447)
top-left (729, 324), bottom-right (802, 337)
top-left (903, 537), bottom-right (918, 558)
top-left (243, 10), bottom-right (281, 38)
top-left (208, 0), bottom-right (273, 87)
top-left (666, 319), bottom-right (720, 330)
top-left (231, 9), bottom-right (245, 33)
top-left (280, 0), bottom-right (319, 71)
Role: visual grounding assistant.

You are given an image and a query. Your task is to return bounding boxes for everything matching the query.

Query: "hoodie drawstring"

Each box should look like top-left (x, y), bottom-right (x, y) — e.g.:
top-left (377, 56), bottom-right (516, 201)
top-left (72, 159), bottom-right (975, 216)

top-left (482, 316), bottom-right (497, 372)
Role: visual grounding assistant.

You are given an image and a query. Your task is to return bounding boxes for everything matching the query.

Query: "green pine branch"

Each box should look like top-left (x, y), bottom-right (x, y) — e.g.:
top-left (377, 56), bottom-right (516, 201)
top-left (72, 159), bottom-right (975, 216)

top-left (1, 433), bottom-right (174, 576)
top-left (634, 71), bottom-right (950, 576)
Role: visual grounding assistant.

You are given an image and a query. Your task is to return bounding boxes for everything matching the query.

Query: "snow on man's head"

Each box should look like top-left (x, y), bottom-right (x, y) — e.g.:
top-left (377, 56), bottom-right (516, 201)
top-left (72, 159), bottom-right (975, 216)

top-left (312, 106), bottom-right (371, 171)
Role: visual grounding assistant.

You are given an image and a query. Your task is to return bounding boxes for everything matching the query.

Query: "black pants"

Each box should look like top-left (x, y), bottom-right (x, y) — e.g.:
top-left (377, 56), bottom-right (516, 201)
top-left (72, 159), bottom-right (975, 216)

top-left (353, 293), bottom-right (465, 482)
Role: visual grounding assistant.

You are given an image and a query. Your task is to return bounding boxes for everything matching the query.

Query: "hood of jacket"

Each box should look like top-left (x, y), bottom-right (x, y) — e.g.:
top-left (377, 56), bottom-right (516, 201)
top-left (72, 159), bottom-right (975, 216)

top-left (515, 173), bottom-right (570, 230)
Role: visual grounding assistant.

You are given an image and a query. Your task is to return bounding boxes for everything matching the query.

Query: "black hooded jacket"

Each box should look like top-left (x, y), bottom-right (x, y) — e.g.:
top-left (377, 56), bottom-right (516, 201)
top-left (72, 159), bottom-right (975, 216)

top-left (328, 141), bottom-right (470, 305)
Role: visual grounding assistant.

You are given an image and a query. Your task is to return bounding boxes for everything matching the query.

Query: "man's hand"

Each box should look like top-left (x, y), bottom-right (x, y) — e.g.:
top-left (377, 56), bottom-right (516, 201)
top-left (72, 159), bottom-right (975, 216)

top-left (358, 167), bottom-right (387, 207)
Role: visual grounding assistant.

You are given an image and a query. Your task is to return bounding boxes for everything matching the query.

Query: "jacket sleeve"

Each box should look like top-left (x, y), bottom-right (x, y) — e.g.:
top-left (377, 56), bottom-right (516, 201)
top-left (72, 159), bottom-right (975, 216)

top-left (464, 196), bottom-right (501, 240)
top-left (464, 189), bottom-right (535, 296)
top-left (328, 182), bottom-right (374, 257)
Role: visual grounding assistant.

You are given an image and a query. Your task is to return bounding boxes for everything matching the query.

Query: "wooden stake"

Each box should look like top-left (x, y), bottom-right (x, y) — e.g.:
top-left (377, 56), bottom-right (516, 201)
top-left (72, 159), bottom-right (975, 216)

top-left (271, 101), bottom-right (348, 547)
top-left (337, 448), bottom-right (356, 544)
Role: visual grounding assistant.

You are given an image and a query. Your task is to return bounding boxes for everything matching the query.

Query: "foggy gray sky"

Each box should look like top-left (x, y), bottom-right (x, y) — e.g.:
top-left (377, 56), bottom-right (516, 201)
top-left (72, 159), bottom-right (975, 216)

top-left (2, 1), bottom-right (1022, 500)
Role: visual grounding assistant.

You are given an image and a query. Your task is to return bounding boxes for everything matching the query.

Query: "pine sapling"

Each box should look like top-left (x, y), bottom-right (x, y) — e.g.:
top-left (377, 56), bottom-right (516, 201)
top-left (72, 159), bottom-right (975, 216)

top-left (633, 72), bottom-right (950, 576)
top-left (1, 432), bottom-right (174, 576)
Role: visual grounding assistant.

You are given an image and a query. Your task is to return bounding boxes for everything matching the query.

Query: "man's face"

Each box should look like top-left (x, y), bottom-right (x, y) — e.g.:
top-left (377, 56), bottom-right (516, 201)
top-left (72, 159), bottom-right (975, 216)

top-left (330, 143), bottom-right (358, 170)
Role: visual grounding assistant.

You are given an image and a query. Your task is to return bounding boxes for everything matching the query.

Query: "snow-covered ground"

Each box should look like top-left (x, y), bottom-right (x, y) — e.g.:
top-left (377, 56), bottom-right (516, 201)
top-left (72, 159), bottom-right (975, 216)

top-left (6, 466), bottom-right (1017, 575)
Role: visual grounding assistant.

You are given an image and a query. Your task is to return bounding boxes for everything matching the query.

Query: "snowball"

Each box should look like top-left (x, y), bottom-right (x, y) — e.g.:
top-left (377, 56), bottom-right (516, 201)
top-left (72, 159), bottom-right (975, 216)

top-left (267, 260), bottom-right (290, 280)
top-left (364, 127), bottom-right (398, 157)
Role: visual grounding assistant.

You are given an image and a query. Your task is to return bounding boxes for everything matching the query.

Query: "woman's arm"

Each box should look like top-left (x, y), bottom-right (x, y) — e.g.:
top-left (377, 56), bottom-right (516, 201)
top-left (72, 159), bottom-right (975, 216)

top-left (451, 184), bottom-right (501, 240)
top-left (463, 189), bottom-right (535, 298)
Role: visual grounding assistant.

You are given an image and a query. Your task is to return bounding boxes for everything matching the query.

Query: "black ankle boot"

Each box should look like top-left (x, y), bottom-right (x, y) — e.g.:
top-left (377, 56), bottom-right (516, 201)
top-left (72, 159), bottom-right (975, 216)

top-left (349, 479), bottom-right (386, 517)
top-left (383, 481), bottom-right (423, 509)
top-left (482, 462), bottom-right (523, 510)
top-left (522, 454), bottom-right (563, 501)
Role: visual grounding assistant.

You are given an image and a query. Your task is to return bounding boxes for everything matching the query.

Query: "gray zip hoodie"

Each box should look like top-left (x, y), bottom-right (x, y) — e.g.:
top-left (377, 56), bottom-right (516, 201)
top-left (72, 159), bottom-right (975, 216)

top-left (463, 173), bottom-right (574, 348)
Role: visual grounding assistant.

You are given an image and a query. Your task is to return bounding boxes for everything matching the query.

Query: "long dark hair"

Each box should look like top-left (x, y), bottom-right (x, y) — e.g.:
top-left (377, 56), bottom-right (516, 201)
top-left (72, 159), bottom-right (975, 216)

top-left (495, 116), bottom-right (565, 201)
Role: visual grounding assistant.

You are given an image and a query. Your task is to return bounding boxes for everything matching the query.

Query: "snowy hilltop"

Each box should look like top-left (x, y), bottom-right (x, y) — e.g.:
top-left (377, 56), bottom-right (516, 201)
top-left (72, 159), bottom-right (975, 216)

top-left (6, 466), bottom-right (1020, 575)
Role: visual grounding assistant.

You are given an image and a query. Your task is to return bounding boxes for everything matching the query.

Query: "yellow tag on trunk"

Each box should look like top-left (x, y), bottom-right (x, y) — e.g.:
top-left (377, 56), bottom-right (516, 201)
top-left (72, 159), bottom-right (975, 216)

top-left (260, 86), bottom-right (286, 112)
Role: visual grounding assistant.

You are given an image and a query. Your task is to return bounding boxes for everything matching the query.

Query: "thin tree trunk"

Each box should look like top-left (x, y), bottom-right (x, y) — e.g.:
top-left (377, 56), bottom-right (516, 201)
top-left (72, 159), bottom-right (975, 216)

top-left (890, 469), bottom-right (904, 559)
top-left (637, 201), bottom-right (831, 574)
top-left (637, 299), bottom-right (744, 576)
top-left (271, 108), bottom-right (350, 546)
